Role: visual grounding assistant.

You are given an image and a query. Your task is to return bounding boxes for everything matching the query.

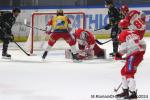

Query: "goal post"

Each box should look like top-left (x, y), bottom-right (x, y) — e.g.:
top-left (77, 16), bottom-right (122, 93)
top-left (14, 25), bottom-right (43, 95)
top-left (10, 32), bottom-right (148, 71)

top-left (26, 11), bottom-right (86, 54)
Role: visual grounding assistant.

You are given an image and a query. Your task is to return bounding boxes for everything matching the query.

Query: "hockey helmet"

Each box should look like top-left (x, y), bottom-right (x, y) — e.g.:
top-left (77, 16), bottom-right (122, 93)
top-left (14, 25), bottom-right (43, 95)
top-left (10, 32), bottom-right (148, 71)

top-left (105, 0), bottom-right (113, 6)
top-left (12, 7), bottom-right (21, 17)
top-left (12, 7), bottom-right (21, 13)
top-left (120, 5), bottom-right (129, 15)
top-left (119, 19), bottom-right (129, 29)
top-left (57, 9), bottom-right (64, 16)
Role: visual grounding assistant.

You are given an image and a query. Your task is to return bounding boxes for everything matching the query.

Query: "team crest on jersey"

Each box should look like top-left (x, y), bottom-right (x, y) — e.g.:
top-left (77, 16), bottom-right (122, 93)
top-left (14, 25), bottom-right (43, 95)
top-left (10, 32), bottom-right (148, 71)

top-left (56, 20), bottom-right (65, 26)
top-left (126, 33), bottom-right (140, 42)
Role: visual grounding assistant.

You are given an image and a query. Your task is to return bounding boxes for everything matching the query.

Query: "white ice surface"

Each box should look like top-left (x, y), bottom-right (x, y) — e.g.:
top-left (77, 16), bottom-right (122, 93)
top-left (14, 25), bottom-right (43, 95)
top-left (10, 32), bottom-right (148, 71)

top-left (0, 38), bottom-right (150, 100)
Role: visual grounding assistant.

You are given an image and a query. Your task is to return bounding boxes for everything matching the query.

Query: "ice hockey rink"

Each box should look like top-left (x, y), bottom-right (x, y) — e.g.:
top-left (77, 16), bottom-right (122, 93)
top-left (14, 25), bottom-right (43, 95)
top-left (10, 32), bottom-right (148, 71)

top-left (0, 38), bottom-right (150, 100)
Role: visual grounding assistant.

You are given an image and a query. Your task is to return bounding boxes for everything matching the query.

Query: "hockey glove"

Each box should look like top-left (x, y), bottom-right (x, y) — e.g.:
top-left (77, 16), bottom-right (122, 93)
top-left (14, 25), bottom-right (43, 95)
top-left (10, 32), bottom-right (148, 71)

top-left (9, 34), bottom-right (14, 42)
top-left (104, 24), bottom-right (111, 30)
top-left (114, 53), bottom-right (124, 60)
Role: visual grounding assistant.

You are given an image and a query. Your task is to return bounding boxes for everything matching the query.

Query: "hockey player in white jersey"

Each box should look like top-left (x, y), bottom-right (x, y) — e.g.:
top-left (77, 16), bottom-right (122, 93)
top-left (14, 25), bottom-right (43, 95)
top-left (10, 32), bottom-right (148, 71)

top-left (115, 19), bottom-right (146, 99)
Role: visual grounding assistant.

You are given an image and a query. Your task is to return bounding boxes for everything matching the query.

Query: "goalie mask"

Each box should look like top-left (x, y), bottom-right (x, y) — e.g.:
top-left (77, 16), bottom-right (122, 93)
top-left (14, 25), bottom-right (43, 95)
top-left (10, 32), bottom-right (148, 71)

top-left (76, 31), bottom-right (88, 46)
top-left (80, 31), bottom-right (89, 41)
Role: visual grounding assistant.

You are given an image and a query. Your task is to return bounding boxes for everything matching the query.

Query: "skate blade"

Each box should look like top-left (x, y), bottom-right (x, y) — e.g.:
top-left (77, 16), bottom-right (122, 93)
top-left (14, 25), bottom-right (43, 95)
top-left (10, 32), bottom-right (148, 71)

top-left (29, 54), bottom-right (37, 56)
top-left (1, 56), bottom-right (11, 59)
top-left (73, 59), bottom-right (82, 63)
top-left (115, 98), bottom-right (137, 100)
top-left (128, 98), bottom-right (137, 100)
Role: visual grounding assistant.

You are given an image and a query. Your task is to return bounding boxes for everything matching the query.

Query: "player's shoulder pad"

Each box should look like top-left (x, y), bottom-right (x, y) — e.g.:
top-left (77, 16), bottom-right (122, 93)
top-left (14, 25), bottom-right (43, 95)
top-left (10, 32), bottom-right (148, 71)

top-left (0, 11), bottom-right (11, 14)
top-left (0, 11), bottom-right (11, 15)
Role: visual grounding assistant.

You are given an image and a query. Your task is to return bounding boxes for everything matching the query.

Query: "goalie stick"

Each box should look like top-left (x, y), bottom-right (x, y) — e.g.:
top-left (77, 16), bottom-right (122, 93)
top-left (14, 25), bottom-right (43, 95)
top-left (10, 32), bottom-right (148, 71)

top-left (95, 39), bottom-right (112, 45)
top-left (94, 28), bottom-right (103, 31)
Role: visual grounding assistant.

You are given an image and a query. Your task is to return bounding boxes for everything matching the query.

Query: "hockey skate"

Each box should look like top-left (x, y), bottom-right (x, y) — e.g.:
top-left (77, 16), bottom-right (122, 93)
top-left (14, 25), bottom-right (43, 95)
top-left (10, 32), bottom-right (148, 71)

top-left (2, 53), bottom-right (11, 59)
top-left (124, 91), bottom-right (137, 100)
top-left (115, 88), bottom-right (129, 99)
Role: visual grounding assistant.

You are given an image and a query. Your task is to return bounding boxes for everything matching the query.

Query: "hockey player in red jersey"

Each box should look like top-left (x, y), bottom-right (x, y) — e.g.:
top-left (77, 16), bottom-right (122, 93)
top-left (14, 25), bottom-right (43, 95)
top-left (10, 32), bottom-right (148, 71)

top-left (42, 9), bottom-right (79, 60)
top-left (115, 20), bottom-right (146, 99)
top-left (120, 5), bottom-right (146, 40)
top-left (65, 28), bottom-right (105, 60)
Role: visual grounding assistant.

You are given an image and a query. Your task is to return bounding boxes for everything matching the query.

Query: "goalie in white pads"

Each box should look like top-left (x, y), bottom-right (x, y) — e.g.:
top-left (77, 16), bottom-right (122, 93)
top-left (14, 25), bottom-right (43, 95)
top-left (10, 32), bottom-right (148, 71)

top-left (65, 28), bottom-right (106, 60)
top-left (115, 20), bottom-right (146, 99)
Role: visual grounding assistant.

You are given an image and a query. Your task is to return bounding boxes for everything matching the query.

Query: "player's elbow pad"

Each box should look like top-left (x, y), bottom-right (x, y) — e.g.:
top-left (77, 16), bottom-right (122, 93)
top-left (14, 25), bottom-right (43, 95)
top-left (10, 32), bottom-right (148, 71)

top-left (68, 24), bottom-right (72, 32)
top-left (139, 40), bottom-right (146, 50)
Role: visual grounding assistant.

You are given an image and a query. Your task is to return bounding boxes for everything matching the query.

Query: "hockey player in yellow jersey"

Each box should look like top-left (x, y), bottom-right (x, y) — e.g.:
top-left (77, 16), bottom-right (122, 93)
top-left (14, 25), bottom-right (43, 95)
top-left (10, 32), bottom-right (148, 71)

top-left (42, 9), bottom-right (79, 61)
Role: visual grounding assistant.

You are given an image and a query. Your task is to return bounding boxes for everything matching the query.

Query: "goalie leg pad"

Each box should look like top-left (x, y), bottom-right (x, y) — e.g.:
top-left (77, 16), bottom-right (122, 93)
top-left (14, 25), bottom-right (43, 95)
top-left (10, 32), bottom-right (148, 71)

top-left (65, 49), bottom-right (72, 59)
top-left (93, 44), bottom-right (106, 59)
top-left (65, 49), bottom-right (94, 60)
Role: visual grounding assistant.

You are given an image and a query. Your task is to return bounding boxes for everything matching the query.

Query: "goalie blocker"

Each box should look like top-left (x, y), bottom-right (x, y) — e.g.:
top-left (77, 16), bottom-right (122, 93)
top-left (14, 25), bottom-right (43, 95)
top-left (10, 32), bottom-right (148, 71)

top-left (65, 28), bottom-right (106, 60)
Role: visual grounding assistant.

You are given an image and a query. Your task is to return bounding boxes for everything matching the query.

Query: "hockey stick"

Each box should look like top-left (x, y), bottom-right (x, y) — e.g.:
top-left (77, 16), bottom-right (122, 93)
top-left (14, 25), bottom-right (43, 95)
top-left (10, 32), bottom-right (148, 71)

top-left (95, 39), bottom-right (112, 45)
top-left (114, 82), bottom-right (122, 92)
top-left (13, 41), bottom-right (30, 56)
top-left (24, 19), bottom-right (46, 32)
top-left (24, 24), bottom-right (46, 32)
top-left (0, 28), bottom-right (30, 56)
top-left (94, 28), bottom-right (103, 31)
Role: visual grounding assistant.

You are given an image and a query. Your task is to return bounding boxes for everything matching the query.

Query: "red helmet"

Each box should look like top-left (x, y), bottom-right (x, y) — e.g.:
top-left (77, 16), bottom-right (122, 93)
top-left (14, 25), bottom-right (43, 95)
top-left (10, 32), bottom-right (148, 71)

top-left (120, 5), bottom-right (129, 15)
top-left (119, 19), bottom-right (129, 29)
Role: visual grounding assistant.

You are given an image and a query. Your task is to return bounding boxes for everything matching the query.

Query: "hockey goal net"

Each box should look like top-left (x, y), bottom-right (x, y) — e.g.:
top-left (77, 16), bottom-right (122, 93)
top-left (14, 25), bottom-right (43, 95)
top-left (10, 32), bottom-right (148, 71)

top-left (26, 12), bottom-right (86, 54)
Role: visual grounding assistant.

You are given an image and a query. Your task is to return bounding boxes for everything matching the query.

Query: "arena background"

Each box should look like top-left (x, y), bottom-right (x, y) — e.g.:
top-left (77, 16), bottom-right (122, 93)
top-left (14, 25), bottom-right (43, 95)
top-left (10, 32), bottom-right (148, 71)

top-left (0, 0), bottom-right (150, 42)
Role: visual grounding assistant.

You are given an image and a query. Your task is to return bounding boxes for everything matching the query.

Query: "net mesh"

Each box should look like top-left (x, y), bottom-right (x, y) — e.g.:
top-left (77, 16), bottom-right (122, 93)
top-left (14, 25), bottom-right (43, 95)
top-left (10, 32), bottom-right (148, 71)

top-left (26, 12), bottom-right (86, 54)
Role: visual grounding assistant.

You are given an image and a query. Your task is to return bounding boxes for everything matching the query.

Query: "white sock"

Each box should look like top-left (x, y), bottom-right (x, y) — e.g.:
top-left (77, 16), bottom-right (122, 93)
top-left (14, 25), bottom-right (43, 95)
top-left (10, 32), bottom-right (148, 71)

top-left (127, 78), bottom-right (136, 92)
top-left (45, 44), bottom-right (52, 51)
top-left (122, 76), bottom-right (128, 89)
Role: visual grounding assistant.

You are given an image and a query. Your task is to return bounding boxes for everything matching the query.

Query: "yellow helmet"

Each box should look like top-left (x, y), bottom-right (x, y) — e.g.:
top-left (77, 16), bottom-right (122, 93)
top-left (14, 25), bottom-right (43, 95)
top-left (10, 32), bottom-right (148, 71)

top-left (57, 9), bottom-right (64, 16)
